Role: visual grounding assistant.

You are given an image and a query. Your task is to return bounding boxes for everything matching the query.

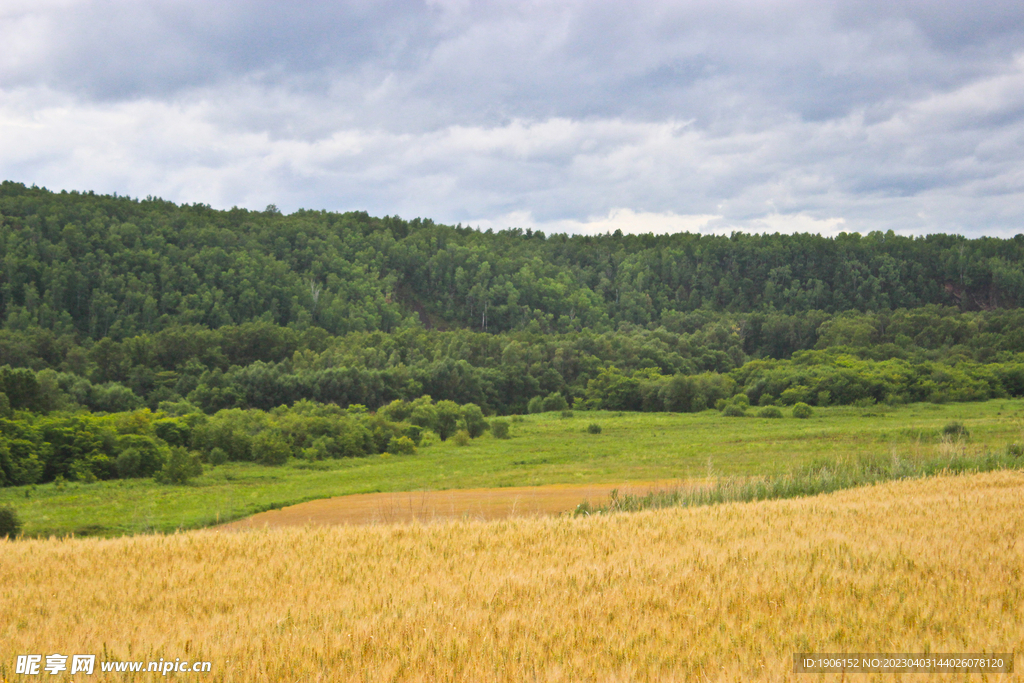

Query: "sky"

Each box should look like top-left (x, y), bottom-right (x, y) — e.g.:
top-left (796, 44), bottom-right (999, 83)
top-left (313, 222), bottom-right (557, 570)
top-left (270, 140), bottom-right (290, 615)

top-left (2, 0), bottom-right (1024, 237)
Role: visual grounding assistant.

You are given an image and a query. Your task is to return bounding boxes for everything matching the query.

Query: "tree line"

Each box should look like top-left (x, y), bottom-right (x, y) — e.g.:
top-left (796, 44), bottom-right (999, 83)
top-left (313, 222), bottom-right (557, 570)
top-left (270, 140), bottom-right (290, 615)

top-left (0, 304), bottom-right (1022, 416)
top-left (3, 181), bottom-right (1024, 340)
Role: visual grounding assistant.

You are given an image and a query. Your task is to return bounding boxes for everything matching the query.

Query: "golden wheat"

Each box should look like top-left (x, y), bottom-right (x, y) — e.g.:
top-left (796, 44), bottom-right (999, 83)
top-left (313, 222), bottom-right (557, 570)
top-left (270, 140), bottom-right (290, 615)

top-left (2, 471), bottom-right (1022, 682)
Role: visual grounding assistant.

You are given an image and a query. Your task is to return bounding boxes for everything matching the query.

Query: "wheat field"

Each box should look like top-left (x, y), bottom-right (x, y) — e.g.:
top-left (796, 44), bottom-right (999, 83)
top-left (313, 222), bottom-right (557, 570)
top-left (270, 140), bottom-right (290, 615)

top-left (2, 471), bottom-right (1022, 682)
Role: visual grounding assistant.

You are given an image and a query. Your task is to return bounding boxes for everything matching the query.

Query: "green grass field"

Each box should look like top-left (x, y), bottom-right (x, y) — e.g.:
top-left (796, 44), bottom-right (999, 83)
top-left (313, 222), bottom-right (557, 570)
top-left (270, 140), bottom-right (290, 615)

top-left (3, 399), bottom-right (1024, 537)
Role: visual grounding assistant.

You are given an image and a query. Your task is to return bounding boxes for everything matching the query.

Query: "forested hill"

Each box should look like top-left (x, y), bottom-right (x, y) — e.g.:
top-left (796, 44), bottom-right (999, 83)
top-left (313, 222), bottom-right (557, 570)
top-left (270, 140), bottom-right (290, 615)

top-left (6, 181), bottom-right (1024, 488)
top-left (3, 180), bottom-right (1024, 339)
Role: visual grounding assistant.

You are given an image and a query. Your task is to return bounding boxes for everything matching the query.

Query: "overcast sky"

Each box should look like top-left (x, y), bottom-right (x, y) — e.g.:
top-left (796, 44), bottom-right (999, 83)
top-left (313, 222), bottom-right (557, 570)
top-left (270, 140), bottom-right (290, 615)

top-left (2, 0), bottom-right (1024, 236)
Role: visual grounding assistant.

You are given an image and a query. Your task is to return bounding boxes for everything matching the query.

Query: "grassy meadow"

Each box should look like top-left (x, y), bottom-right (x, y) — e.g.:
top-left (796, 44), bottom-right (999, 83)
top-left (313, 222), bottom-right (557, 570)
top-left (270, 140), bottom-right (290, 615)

top-left (1, 471), bottom-right (1021, 682)
top-left (2, 399), bottom-right (1024, 537)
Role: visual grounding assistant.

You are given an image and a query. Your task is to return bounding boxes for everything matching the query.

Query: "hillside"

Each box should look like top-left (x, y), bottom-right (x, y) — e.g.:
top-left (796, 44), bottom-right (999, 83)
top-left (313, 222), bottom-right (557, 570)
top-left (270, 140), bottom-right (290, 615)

top-left (3, 181), bottom-right (1024, 341)
top-left (2, 182), bottom-right (1024, 492)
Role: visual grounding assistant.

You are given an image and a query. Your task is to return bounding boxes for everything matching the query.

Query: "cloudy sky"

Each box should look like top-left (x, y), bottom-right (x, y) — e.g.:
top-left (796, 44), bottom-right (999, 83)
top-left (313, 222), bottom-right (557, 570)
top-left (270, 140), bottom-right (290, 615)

top-left (2, 0), bottom-right (1024, 236)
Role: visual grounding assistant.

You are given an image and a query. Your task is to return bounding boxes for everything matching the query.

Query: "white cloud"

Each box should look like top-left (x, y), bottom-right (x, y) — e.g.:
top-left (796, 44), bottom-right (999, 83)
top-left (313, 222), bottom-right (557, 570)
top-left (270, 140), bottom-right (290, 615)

top-left (740, 213), bottom-right (847, 236)
top-left (2, 1), bottom-right (1024, 237)
top-left (473, 208), bottom-right (723, 235)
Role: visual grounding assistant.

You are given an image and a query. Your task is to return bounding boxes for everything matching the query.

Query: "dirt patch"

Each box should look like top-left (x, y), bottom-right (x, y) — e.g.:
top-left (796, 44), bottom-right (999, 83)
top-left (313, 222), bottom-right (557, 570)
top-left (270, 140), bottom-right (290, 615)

top-left (222, 480), bottom-right (686, 529)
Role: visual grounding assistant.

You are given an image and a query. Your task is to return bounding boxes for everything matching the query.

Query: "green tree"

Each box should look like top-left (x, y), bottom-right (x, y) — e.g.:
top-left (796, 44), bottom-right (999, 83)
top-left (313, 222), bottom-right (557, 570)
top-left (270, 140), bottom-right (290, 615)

top-left (434, 400), bottom-right (461, 441)
top-left (461, 403), bottom-right (488, 438)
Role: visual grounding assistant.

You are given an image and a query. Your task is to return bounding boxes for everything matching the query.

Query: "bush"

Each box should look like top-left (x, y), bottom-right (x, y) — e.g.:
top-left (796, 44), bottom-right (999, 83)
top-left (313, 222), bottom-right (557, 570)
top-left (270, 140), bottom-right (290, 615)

top-left (387, 435), bottom-right (417, 455)
top-left (403, 424), bottom-right (423, 445)
top-left (527, 396), bottom-right (545, 414)
top-left (758, 406), bottom-right (784, 419)
top-left (792, 402), bottom-right (813, 419)
top-left (542, 392), bottom-right (569, 412)
top-left (722, 404), bottom-right (746, 417)
top-left (302, 436), bottom-right (335, 461)
top-left (452, 430), bottom-right (471, 447)
top-left (378, 399), bottom-right (413, 422)
top-left (115, 448), bottom-right (144, 478)
top-left (207, 447), bottom-right (228, 465)
top-left (511, 415), bottom-right (524, 423)
top-left (154, 419), bottom-right (191, 447)
top-left (560, 410), bottom-right (574, 418)
top-left (491, 419), bottom-right (510, 439)
top-left (587, 423), bottom-right (602, 434)
top-left (435, 401), bottom-right (462, 441)
top-left (942, 421), bottom-right (970, 440)
top-left (409, 401), bottom-right (439, 433)
top-left (116, 435), bottom-right (167, 477)
top-left (461, 403), bottom-right (488, 438)
top-left (154, 448), bottom-right (203, 485)
top-left (252, 432), bottom-right (292, 465)
top-left (1007, 443), bottom-right (1024, 457)
top-left (0, 504), bottom-right (22, 538)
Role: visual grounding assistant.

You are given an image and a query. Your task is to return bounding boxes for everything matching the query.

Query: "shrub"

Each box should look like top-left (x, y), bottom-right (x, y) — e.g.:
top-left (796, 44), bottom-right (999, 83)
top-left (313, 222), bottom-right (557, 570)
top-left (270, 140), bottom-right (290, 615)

top-left (302, 436), bottom-right (335, 461)
top-left (116, 435), bottom-right (167, 477)
top-left (511, 415), bottom-right (524, 423)
top-left (560, 410), bottom-right (574, 418)
top-left (942, 421), bottom-right (970, 440)
top-left (587, 423), bottom-right (602, 434)
top-left (154, 448), bottom-right (203, 485)
top-left (409, 401), bottom-right (439, 433)
top-left (388, 436), bottom-right (416, 455)
top-left (452, 430), bottom-right (471, 447)
top-left (154, 419), bottom-right (191, 447)
top-left (1007, 443), bottom-right (1024, 457)
top-left (792, 402), bottom-right (813, 419)
top-left (527, 396), bottom-right (545, 414)
top-left (461, 403), bottom-right (488, 438)
top-left (435, 401), bottom-right (462, 441)
top-left (758, 406), bottom-right (784, 419)
top-left (115, 449), bottom-right (144, 478)
top-left (207, 447), bottom-right (228, 465)
top-left (403, 424), bottom-right (423, 445)
top-left (491, 419), bottom-right (510, 439)
top-left (378, 399), bottom-right (413, 422)
top-left (0, 505), bottom-right (22, 539)
top-left (252, 432), bottom-right (292, 465)
top-left (722, 404), bottom-right (746, 417)
top-left (542, 392), bottom-right (569, 412)
top-left (1, 439), bottom-right (43, 486)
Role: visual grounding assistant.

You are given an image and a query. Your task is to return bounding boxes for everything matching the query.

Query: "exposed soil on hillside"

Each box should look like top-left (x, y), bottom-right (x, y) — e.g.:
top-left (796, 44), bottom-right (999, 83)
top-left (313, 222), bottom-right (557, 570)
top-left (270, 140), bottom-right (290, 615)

top-left (222, 480), bottom-right (686, 529)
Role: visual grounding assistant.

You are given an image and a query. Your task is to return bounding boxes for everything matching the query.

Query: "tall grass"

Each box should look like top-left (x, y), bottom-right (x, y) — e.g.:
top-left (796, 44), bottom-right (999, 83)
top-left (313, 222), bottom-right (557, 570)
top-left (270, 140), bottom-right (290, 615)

top-left (576, 437), bottom-right (1024, 515)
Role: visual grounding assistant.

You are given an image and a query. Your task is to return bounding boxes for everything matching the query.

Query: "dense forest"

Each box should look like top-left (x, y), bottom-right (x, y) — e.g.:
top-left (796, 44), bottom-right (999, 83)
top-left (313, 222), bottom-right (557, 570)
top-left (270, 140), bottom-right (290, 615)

top-left (2, 180), bottom-right (1024, 486)
top-left (3, 180), bottom-right (1024, 338)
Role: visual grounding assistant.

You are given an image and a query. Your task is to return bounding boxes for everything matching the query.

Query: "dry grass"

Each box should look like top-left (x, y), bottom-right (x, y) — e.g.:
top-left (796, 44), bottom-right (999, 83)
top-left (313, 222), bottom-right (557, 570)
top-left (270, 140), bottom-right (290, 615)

top-left (2, 472), bottom-right (1022, 682)
top-left (222, 481), bottom-right (689, 529)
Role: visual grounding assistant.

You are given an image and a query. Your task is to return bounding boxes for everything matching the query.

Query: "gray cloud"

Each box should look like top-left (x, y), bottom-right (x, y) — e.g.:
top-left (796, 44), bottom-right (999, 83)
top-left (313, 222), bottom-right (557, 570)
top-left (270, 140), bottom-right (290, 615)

top-left (2, 0), bottom-right (1024, 236)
